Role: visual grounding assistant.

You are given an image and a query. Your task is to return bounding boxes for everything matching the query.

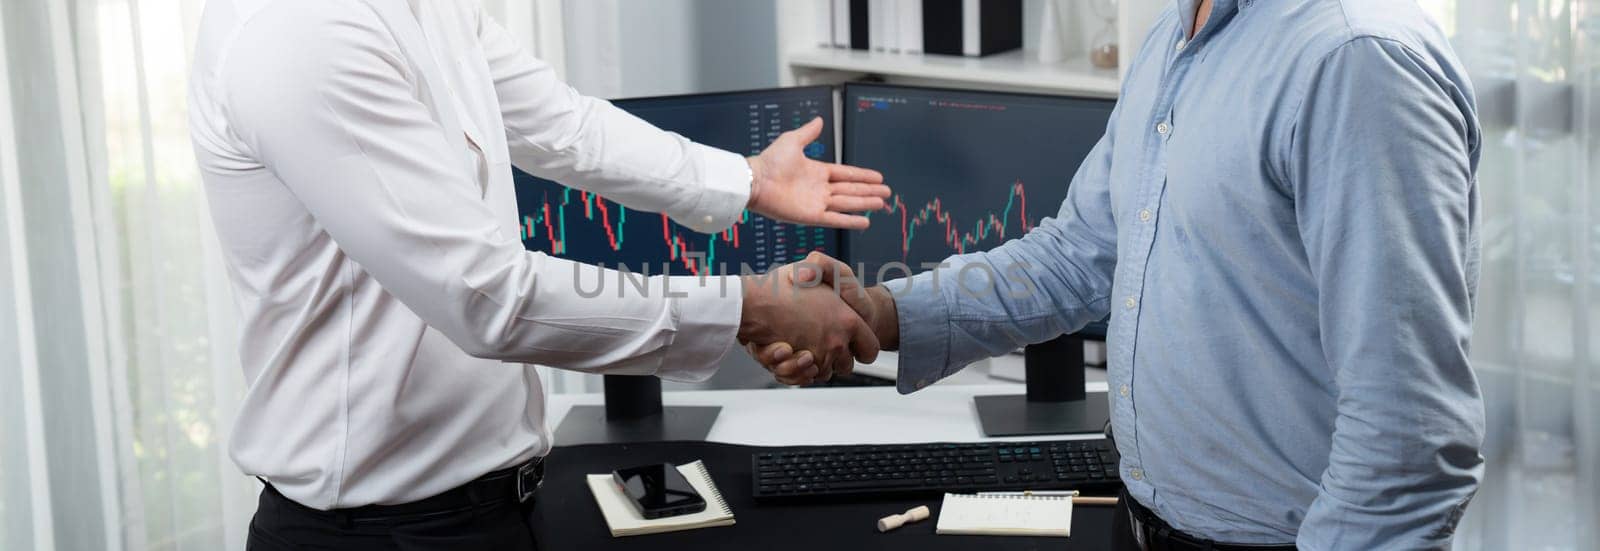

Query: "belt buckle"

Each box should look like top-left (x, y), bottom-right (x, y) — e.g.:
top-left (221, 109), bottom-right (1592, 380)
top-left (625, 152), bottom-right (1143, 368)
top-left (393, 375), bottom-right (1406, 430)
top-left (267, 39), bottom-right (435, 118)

top-left (516, 460), bottom-right (543, 503)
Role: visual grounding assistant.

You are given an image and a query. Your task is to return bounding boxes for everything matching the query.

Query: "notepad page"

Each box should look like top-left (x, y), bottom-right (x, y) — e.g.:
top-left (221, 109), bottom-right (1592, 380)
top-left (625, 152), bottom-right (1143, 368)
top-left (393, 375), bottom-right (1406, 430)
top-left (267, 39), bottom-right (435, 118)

top-left (935, 493), bottom-right (1072, 537)
top-left (585, 461), bottom-right (735, 537)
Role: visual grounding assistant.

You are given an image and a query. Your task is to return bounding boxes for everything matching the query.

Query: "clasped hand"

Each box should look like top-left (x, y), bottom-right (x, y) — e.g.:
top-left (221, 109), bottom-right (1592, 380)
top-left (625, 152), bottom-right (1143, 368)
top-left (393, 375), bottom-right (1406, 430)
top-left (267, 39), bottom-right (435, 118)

top-left (738, 252), bottom-right (892, 385)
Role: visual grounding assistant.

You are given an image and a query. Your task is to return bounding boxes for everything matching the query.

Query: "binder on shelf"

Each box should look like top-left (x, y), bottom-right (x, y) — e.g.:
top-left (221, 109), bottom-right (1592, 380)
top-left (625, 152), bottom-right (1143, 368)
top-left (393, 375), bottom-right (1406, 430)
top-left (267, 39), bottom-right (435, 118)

top-left (816, 0), bottom-right (835, 48)
top-left (868, 0), bottom-right (885, 51)
top-left (922, 0), bottom-right (1022, 58)
top-left (882, 0), bottom-right (901, 52)
top-left (849, 0), bottom-right (870, 50)
top-left (899, 0), bottom-right (922, 54)
top-left (832, 0), bottom-right (852, 48)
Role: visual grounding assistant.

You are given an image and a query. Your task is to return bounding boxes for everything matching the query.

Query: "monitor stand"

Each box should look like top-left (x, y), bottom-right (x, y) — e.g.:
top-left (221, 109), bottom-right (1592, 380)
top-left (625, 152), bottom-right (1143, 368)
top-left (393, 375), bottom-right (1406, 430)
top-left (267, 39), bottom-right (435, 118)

top-left (553, 375), bottom-right (721, 446)
top-left (973, 334), bottom-right (1109, 437)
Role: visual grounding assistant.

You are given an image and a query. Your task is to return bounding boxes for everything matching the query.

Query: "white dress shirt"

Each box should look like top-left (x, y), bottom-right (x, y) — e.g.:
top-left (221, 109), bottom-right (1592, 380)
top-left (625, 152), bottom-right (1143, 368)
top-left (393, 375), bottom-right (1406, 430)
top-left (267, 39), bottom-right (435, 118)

top-left (188, 0), bottom-right (749, 509)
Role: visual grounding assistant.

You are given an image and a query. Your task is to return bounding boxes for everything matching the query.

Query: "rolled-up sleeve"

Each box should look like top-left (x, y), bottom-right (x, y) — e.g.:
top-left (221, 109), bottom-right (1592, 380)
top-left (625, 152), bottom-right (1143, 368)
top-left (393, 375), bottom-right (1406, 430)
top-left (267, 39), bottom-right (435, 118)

top-left (892, 108), bottom-right (1121, 393)
top-left (1287, 37), bottom-right (1485, 549)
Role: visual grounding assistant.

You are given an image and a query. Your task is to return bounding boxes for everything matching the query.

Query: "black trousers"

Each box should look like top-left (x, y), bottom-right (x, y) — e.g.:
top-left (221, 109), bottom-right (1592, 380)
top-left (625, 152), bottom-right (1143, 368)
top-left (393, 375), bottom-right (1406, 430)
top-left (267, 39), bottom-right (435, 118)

top-left (247, 484), bottom-right (541, 551)
top-left (1113, 490), bottom-right (1143, 551)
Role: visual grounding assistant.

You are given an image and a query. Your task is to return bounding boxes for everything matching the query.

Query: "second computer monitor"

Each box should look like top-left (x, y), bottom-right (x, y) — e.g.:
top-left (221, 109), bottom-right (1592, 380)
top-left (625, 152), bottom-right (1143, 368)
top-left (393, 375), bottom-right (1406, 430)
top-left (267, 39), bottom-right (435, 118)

top-left (842, 84), bottom-right (1115, 284)
top-left (513, 86), bottom-right (838, 276)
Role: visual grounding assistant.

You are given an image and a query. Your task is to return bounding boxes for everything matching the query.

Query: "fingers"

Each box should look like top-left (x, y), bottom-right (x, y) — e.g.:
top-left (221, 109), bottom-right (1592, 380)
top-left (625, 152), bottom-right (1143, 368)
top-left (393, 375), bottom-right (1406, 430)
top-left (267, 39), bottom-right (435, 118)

top-left (827, 181), bottom-right (893, 199)
top-left (796, 252), bottom-right (863, 302)
top-left (802, 251), bottom-right (853, 280)
top-left (754, 342), bottom-right (793, 364)
top-left (754, 342), bottom-right (826, 386)
top-left (769, 350), bottom-right (818, 386)
top-left (814, 211), bottom-right (871, 230)
top-left (786, 117), bottom-right (825, 144)
top-left (848, 311), bottom-right (881, 364)
top-left (829, 356), bottom-right (854, 380)
top-left (814, 355), bottom-right (836, 383)
top-left (827, 163), bottom-right (885, 185)
top-left (827, 194), bottom-right (888, 212)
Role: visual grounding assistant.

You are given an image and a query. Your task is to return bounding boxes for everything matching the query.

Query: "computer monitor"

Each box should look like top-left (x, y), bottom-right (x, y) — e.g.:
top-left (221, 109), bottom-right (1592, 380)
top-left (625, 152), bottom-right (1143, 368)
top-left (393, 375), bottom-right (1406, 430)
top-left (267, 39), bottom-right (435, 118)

top-left (514, 86), bottom-right (839, 277)
top-left (841, 83), bottom-right (1114, 282)
top-left (842, 83), bottom-right (1116, 437)
top-left (523, 86), bottom-right (838, 445)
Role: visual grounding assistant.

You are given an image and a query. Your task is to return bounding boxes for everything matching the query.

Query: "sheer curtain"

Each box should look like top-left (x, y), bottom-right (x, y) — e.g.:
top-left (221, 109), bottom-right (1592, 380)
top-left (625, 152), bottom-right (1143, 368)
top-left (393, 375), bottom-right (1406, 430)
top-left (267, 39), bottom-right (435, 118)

top-left (2, 1), bottom-right (571, 550)
top-left (1421, 0), bottom-right (1600, 548)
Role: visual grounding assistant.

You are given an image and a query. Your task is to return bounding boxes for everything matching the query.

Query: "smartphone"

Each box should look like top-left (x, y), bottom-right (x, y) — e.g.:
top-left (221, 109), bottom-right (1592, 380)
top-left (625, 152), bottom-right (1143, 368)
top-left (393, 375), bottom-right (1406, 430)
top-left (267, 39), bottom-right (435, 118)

top-left (612, 463), bottom-right (706, 519)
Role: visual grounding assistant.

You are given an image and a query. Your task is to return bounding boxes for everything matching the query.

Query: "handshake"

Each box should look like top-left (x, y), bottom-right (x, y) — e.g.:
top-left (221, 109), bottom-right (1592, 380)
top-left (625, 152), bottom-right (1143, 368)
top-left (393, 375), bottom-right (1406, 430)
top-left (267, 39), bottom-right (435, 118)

top-left (737, 252), bottom-right (900, 385)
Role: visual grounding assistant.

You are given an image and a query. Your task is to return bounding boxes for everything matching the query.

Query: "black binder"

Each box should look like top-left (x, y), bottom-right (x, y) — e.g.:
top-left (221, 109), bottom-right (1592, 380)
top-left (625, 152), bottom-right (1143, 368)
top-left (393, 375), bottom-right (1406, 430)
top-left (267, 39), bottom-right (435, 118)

top-left (850, 0), bottom-right (871, 50)
top-left (922, 0), bottom-right (1022, 57)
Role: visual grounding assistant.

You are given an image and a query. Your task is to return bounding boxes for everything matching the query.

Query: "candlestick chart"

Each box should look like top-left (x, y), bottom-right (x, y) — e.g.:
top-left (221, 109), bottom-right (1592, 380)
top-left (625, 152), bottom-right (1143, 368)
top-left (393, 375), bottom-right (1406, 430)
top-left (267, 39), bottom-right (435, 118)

top-left (843, 84), bottom-right (1116, 284)
top-left (513, 87), bottom-right (837, 276)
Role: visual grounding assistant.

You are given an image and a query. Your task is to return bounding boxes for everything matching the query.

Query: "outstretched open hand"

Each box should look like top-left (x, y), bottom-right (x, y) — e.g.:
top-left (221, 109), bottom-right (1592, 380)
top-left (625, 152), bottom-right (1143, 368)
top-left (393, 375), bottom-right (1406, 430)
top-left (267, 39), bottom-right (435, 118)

top-left (747, 118), bottom-right (890, 230)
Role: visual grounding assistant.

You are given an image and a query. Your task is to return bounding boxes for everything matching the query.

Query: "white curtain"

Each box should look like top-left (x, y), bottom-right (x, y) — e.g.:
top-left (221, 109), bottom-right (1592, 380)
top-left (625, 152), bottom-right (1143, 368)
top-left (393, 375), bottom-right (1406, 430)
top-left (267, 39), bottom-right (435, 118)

top-left (0, 1), bottom-right (572, 550)
top-left (1422, 0), bottom-right (1600, 549)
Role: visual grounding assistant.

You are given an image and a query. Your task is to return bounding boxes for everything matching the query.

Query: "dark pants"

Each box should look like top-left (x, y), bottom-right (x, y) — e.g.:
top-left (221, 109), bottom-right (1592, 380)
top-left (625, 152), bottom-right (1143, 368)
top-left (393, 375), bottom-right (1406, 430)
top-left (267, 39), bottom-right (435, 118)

top-left (247, 484), bottom-right (540, 551)
top-left (1113, 490), bottom-right (1143, 551)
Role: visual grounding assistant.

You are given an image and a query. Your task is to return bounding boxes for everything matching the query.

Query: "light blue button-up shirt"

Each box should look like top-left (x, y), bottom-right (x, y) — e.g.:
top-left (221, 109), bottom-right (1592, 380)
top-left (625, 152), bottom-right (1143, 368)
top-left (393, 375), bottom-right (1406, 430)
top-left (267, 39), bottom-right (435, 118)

top-left (891, 0), bottom-right (1486, 547)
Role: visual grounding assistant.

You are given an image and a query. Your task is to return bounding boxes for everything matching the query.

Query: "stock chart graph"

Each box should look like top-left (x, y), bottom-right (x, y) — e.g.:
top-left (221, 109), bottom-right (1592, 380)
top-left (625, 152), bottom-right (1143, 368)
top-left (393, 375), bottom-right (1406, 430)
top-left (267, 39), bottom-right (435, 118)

top-left (843, 84), bottom-right (1115, 284)
top-left (514, 87), bottom-right (837, 276)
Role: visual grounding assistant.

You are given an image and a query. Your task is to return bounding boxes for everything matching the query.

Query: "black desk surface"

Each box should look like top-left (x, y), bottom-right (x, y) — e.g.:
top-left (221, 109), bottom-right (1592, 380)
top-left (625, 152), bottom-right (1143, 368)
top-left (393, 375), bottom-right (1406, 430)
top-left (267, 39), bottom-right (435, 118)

top-left (531, 441), bottom-right (1117, 550)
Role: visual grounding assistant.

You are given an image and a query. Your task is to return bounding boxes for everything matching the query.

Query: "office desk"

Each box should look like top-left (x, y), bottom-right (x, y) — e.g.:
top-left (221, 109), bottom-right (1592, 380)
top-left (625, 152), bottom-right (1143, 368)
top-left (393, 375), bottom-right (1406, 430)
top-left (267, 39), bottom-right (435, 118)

top-left (534, 383), bottom-right (1118, 549)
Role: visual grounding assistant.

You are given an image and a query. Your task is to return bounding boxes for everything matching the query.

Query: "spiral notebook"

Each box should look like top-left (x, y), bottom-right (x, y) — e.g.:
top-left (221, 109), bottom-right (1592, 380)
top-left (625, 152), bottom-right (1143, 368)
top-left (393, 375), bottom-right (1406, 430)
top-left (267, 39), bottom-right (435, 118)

top-left (935, 493), bottom-right (1073, 537)
top-left (585, 461), bottom-right (735, 537)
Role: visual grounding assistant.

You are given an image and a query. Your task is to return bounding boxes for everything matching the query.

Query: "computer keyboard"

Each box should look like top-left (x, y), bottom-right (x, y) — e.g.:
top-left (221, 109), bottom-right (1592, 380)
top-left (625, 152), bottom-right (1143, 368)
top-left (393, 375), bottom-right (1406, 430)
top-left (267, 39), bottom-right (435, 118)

top-left (751, 439), bottom-right (1121, 501)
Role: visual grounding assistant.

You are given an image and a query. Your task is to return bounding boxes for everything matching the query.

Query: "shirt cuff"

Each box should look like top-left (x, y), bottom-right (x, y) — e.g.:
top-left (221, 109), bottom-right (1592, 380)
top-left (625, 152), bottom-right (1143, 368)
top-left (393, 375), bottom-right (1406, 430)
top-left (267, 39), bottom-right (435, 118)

top-left (889, 272), bottom-right (955, 394)
top-left (678, 145), bottom-right (752, 234)
top-left (655, 274), bottom-right (743, 382)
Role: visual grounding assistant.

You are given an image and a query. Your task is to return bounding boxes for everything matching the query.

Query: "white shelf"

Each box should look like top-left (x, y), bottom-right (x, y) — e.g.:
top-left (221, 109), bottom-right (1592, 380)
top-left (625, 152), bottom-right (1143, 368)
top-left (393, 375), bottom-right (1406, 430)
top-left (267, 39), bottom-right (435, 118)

top-left (786, 46), bottom-right (1120, 97)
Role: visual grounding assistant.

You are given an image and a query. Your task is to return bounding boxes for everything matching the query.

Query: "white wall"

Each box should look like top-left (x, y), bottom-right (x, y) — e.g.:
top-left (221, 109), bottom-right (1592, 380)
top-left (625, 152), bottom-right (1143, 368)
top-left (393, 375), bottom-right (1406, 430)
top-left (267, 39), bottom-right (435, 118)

top-left (565, 0), bottom-right (779, 99)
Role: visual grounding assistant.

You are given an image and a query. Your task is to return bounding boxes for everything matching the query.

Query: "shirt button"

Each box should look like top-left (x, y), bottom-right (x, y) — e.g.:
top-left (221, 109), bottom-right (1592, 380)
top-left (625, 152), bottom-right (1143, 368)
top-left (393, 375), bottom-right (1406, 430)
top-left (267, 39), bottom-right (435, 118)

top-left (1138, 209), bottom-right (1152, 222)
top-left (1130, 468), bottom-right (1144, 481)
top-left (703, 215), bottom-right (715, 225)
top-left (1119, 384), bottom-right (1130, 397)
top-left (1124, 296), bottom-right (1138, 310)
top-left (1156, 122), bottom-right (1171, 136)
top-left (1175, 40), bottom-right (1187, 52)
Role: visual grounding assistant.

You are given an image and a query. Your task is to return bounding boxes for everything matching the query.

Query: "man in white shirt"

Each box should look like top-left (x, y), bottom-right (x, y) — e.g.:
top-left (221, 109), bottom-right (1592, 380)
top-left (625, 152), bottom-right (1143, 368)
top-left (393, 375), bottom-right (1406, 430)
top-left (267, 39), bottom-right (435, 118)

top-left (188, 0), bottom-right (888, 548)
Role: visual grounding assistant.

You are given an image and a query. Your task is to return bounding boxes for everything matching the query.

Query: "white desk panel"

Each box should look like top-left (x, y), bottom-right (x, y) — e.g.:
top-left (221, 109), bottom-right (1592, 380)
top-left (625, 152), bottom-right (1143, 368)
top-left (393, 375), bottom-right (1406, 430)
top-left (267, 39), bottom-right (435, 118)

top-left (546, 381), bottom-right (1112, 448)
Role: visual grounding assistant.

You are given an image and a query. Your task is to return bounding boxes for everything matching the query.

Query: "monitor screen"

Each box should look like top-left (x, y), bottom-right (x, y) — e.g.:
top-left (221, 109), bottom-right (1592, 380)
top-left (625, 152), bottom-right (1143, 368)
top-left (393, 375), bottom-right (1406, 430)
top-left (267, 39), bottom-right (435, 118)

top-left (842, 84), bottom-right (1115, 285)
top-left (513, 86), bottom-right (838, 276)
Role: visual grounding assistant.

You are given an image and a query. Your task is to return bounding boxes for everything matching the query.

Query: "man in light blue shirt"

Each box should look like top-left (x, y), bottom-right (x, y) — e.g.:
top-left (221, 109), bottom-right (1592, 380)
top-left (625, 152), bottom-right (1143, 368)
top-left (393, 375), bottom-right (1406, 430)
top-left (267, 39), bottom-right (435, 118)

top-left (757, 0), bottom-right (1485, 547)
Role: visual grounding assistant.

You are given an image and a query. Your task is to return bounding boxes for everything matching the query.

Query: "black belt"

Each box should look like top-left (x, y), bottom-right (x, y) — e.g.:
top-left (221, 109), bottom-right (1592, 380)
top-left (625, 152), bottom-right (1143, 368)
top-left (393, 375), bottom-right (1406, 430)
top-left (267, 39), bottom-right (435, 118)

top-left (263, 457), bottom-right (545, 524)
top-left (1122, 488), bottom-right (1297, 551)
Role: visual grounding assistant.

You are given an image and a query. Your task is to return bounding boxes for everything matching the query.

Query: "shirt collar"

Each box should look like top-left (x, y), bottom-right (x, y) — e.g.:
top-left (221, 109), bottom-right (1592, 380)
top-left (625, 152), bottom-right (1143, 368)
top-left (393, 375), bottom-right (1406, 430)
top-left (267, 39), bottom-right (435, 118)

top-left (1173, 0), bottom-right (1246, 39)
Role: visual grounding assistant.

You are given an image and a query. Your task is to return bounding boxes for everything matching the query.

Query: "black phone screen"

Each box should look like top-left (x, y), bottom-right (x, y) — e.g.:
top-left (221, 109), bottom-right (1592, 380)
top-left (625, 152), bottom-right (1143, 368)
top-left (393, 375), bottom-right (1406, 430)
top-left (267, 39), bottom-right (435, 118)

top-left (612, 463), bottom-right (706, 519)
